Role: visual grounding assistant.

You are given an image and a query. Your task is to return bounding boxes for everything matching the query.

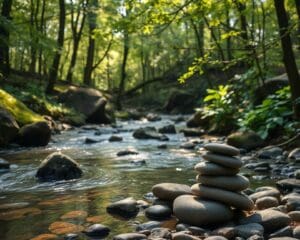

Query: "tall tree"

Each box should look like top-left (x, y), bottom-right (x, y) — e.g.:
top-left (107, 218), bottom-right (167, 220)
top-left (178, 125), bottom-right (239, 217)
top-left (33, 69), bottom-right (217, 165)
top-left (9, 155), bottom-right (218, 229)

top-left (0, 0), bottom-right (13, 78)
top-left (46, 0), bottom-right (66, 93)
top-left (274, 0), bottom-right (300, 118)
top-left (66, 0), bottom-right (87, 83)
top-left (295, 0), bottom-right (300, 50)
top-left (83, 0), bottom-right (98, 86)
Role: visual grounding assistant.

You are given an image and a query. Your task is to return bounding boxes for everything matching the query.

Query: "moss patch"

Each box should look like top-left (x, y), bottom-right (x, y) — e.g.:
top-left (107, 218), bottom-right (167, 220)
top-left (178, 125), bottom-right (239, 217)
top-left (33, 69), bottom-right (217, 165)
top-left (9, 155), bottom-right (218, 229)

top-left (0, 89), bottom-right (44, 126)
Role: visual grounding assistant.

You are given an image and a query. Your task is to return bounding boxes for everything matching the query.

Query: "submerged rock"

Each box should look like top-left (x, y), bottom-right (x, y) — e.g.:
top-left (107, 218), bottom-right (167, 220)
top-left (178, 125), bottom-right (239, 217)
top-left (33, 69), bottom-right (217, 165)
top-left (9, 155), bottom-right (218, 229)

top-left (36, 152), bottom-right (82, 181)
top-left (133, 127), bottom-right (168, 141)
top-left (145, 205), bottom-right (172, 220)
top-left (106, 197), bottom-right (139, 218)
top-left (158, 124), bottom-right (176, 134)
top-left (0, 158), bottom-right (10, 170)
top-left (83, 224), bottom-right (110, 237)
top-left (113, 233), bottom-right (147, 240)
top-left (18, 121), bottom-right (51, 147)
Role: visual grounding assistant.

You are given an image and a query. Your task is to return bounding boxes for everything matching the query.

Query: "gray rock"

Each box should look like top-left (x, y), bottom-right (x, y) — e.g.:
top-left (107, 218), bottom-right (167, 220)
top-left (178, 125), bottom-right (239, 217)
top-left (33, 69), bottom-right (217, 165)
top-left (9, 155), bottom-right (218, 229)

top-left (0, 108), bottom-right (19, 147)
top-left (64, 233), bottom-right (79, 240)
top-left (152, 183), bottom-right (192, 201)
top-left (145, 205), bottom-right (172, 220)
top-left (204, 143), bottom-right (240, 156)
top-left (196, 175), bottom-right (249, 191)
top-left (117, 149), bottom-right (139, 156)
top-left (288, 148), bottom-right (300, 161)
top-left (36, 152), bottom-right (82, 181)
top-left (158, 125), bottom-right (176, 134)
top-left (180, 128), bottom-right (204, 137)
top-left (133, 127), bottom-right (168, 141)
top-left (281, 192), bottom-right (300, 204)
top-left (293, 226), bottom-right (300, 239)
top-left (172, 232), bottom-right (202, 240)
top-left (202, 152), bottom-right (243, 169)
top-left (269, 238), bottom-right (298, 240)
top-left (256, 196), bottom-right (279, 210)
top-left (195, 162), bottom-right (239, 176)
top-left (191, 184), bottom-right (254, 211)
top-left (295, 169), bottom-right (300, 179)
top-left (180, 142), bottom-right (196, 150)
top-left (148, 227), bottom-right (171, 240)
top-left (227, 131), bottom-right (264, 151)
top-left (203, 236), bottom-right (227, 240)
top-left (249, 188), bottom-right (281, 202)
top-left (18, 121), bottom-right (51, 147)
top-left (234, 223), bottom-right (264, 238)
top-left (247, 235), bottom-right (263, 240)
top-left (146, 113), bottom-right (161, 122)
top-left (173, 195), bottom-right (233, 226)
top-left (83, 224), bottom-right (110, 237)
top-left (268, 226), bottom-right (293, 238)
top-left (109, 135), bottom-right (123, 142)
top-left (106, 197), bottom-right (139, 218)
top-left (85, 137), bottom-right (100, 144)
top-left (0, 158), bottom-right (10, 170)
top-left (239, 209), bottom-right (291, 233)
top-left (257, 146), bottom-right (283, 159)
top-left (188, 226), bottom-right (208, 236)
top-left (276, 178), bottom-right (300, 193)
top-left (136, 221), bottom-right (161, 231)
top-left (113, 233), bottom-right (147, 240)
top-left (288, 211), bottom-right (300, 222)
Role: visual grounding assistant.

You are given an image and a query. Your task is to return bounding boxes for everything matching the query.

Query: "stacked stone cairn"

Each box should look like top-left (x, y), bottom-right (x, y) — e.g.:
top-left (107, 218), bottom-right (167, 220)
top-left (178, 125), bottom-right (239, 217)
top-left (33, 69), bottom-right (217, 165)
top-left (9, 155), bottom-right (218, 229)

top-left (173, 143), bottom-right (254, 227)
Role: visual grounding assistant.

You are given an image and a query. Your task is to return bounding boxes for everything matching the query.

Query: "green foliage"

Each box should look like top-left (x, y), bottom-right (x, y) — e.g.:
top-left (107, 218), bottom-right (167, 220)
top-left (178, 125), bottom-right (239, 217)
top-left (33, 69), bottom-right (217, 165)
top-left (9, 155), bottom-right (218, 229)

top-left (202, 84), bottom-right (238, 132)
top-left (239, 86), bottom-right (294, 139)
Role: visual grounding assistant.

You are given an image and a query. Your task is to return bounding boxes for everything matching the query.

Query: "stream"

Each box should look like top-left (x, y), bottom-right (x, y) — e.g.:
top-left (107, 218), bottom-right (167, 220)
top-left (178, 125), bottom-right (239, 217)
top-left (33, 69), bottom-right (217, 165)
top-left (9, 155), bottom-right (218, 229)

top-left (0, 115), bottom-right (274, 240)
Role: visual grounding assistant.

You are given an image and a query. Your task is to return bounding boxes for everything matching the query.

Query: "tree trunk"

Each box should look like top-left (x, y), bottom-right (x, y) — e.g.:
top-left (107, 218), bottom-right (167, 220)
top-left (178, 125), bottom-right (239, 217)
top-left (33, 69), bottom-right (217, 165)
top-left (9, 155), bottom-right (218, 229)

top-left (46, 0), bottom-right (65, 94)
top-left (274, 0), bottom-right (300, 118)
top-left (116, 30), bottom-right (129, 110)
top-left (83, 0), bottom-right (98, 86)
top-left (0, 0), bottom-right (13, 78)
top-left (66, 0), bottom-right (86, 83)
top-left (295, 0), bottom-right (300, 50)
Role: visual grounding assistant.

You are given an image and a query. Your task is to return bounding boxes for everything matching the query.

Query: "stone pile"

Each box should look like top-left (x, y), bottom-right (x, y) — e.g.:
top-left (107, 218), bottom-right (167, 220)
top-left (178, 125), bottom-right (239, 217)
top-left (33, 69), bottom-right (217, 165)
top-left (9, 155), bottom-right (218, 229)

top-left (174, 143), bottom-right (254, 227)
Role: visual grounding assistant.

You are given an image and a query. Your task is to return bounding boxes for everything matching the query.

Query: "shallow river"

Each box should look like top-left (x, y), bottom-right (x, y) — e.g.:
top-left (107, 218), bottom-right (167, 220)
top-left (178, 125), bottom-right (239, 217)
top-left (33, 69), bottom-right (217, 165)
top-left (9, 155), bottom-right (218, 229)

top-left (0, 116), bottom-right (273, 240)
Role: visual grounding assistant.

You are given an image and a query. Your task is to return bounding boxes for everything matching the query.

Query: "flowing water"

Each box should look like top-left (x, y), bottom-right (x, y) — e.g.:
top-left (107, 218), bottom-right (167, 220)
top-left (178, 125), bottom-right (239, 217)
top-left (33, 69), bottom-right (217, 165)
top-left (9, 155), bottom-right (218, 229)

top-left (0, 116), bottom-right (274, 240)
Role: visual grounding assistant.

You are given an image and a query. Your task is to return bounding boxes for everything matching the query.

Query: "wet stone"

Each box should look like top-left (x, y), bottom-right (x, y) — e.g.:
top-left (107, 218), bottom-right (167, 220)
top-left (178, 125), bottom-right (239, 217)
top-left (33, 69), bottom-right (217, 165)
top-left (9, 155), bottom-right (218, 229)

top-left (233, 223), bottom-right (264, 238)
top-left (136, 221), bottom-right (161, 231)
top-left (113, 233), bottom-right (147, 240)
top-left (0, 158), bottom-right (10, 170)
top-left (106, 197), bottom-right (139, 218)
top-left (268, 226), bottom-right (293, 238)
top-left (117, 149), bottom-right (139, 156)
top-left (109, 135), bottom-right (123, 142)
top-left (255, 196), bottom-right (279, 210)
top-left (145, 205), bottom-right (172, 220)
top-left (202, 152), bottom-right (243, 169)
top-left (83, 224), bottom-right (110, 237)
top-left (148, 227), bottom-right (171, 240)
top-left (204, 143), bottom-right (240, 156)
top-left (152, 183), bottom-right (192, 201)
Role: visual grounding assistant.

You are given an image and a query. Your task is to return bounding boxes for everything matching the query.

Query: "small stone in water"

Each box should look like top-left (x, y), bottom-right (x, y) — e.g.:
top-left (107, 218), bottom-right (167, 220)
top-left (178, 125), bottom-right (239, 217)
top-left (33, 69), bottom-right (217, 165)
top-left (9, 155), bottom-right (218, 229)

top-left (83, 224), bottom-right (110, 237)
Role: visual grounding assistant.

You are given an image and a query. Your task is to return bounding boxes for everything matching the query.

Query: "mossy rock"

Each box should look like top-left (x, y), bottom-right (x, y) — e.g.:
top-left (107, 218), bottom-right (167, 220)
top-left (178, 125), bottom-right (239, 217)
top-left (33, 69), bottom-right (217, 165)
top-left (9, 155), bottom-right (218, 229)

top-left (0, 89), bottom-right (44, 126)
top-left (227, 130), bottom-right (265, 150)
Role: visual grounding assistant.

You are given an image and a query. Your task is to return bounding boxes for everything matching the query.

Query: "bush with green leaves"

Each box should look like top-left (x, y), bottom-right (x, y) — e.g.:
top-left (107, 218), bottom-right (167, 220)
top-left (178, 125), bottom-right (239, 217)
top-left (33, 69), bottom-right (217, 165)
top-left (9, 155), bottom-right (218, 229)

top-left (202, 84), bottom-right (238, 133)
top-left (239, 86), bottom-right (295, 139)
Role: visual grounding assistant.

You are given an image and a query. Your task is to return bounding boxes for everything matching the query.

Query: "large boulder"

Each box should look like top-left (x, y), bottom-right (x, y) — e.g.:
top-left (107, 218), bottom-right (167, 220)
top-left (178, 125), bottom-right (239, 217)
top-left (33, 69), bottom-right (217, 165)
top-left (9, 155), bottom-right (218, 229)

top-left (36, 152), bottom-right (83, 181)
top-left (0, 108), bottom-right (19, 147)
top-left (164, 90), bottom-right (195, 114)
top-left (18, 121), bottom-right (51, 147)
top-left (58, 86), bottom-right (113, 124)
top-left (227, 131), bottom-right (264, 150)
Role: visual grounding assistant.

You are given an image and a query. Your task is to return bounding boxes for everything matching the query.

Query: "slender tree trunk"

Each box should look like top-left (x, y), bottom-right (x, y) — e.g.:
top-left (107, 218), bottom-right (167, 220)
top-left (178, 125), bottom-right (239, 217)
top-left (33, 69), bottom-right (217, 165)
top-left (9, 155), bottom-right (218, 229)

top-left (274, 0), bottom-right (300, 119)
top-left (190, 19), bottom-right (204, 57)
top-left (116, 30), bottom-right (129, 110)
top-left (225, 8), bottom-right (232, 61)
top-left (38, 0), bottom-right (46, 76)
top-left (46, 0), bottom-right (65, 94)
top-left (295, 0), bottom-right (300, 50)
top-left (0, 0), bottom-right (13, 78)
top-left (66, 0), bottom-right (86, 83)
top-left (84, 0), bottom-right (97, 86)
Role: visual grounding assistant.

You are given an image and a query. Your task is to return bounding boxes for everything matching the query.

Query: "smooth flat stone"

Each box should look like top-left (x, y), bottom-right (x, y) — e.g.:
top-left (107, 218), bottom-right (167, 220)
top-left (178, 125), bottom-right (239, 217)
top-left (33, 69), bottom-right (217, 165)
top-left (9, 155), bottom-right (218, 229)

top-left (195, 162), bottom-right (239, 176)
top-left (196, 174), bottom-right (250, 191)
top-left (191, 184), bottom-right (254, 211)
top-left (204, 143), bottom-right (240, 156)
top-left (202, 152), bottom-right (243, 169)
top-left (173, 195), bottom-right (233, 226)
top-left (152, 183), bottom-right (192, 201)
